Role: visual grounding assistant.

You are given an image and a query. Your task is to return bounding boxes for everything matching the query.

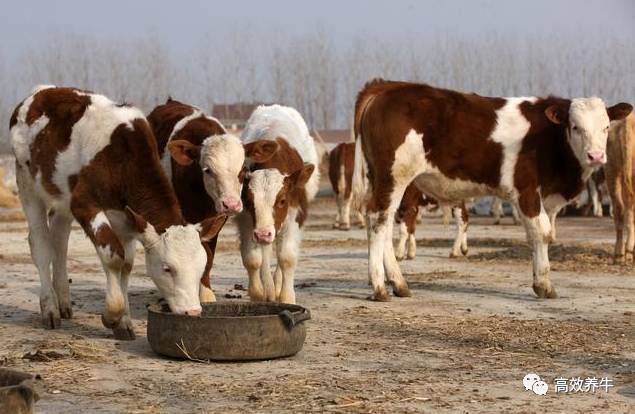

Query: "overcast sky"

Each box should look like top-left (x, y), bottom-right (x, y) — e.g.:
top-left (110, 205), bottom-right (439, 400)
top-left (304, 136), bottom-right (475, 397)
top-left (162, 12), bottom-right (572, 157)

top-left (0, 0), bottom-right (632, 58)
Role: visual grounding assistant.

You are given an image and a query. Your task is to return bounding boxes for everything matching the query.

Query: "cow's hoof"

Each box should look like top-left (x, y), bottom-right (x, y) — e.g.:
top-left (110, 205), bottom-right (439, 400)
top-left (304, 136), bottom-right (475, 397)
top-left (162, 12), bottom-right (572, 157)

top-left (113, 325), bottom-right (136, 341)
top-left (199, 286), bottom-right (216, 303)
top-left (367, 288), bottom-right (390, 302)
top-left (613, 255), bottom-right (625, 265)
top-left (406, 255), bottom-right (415, 260)
top-left (461, 246), bottom-right (468, 256)
top-left (625, 252), bottom-right (634, 263)
top-left (392, 283), bottom-right (412, 298)
top-left (533, 283), bottom-right (558, 299)
top-left (449, 252), bottom-right (458, 259)
top-left (59, 305), bottom-right (73, 319)
top-left (332, 223), bottom-right (340, 229)
top-left (41, 311), bottom-right (61, 329)
top-left (395, 254), bottom-right (405, 262)
top-left (339, 225), bottom-right (351, 231)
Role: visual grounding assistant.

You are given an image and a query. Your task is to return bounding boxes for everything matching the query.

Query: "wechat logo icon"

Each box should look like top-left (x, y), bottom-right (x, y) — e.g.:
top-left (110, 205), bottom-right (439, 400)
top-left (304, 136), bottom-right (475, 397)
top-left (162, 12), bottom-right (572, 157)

top-left (523, 373), bottom-right (548, 396)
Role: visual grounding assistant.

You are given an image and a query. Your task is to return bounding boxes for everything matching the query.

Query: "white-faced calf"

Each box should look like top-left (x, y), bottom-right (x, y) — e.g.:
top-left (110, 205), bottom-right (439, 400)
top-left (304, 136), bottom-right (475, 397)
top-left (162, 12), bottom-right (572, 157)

top-left (10, 86), bottom-right (225, 339)
top-left (238, 105), bottom-right (319, 304)
top-left (353, 79), bottom-right (632, 301)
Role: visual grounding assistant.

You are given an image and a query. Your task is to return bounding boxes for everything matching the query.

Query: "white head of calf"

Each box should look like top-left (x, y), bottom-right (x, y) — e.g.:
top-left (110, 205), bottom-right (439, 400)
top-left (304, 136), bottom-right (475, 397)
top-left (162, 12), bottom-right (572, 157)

top-left (243, 164), bottom-right (314, 244)
top-left (125, 207), bottom-right (225, 315)
top-left (168, 134), bottom-right (245, 214)
top-left (545, 98), bottom-right (632, 168)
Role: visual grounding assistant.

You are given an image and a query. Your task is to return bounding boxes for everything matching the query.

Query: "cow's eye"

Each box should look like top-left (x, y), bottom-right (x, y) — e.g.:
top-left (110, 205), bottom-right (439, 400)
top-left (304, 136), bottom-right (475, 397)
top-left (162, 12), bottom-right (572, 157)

top-left (203, 167), bottom-right (212, 175)
top-left (162, 264), bottom-right (172, 274)
top-left (277, 198), bottom-right (286, 207)
top-left (572, 125), bottom-right (578, 131)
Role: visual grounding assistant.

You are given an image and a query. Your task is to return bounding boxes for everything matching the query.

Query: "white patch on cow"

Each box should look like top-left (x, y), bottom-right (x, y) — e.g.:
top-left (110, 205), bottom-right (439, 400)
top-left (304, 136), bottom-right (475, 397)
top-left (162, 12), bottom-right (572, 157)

top-left (241, 105), bottom-right (319, 201)
top-left (490, 97), bottom-right (537, 194)
top-left (90, 211), bottom-right (109, 234)
top-left (51, 91), bottom-right (145, 205)
top-left (568, 97), bottom-right (610, 170)
top-left (247, 168), bottom-right (286, 237)
top-left (10, 91), bottom-right (52, 166)
top-left (392, 129), bottom-right (427, 186)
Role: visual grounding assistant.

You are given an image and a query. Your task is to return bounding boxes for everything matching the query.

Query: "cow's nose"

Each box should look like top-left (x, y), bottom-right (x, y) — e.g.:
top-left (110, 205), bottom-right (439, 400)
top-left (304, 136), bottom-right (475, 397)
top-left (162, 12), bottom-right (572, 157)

top-left (184, 308), bottom-right (202, 317)
top-left (254, 229), bottom-right (274, 244)
top-left (587, 151), bottom-right (606, 165)
top-left (221, 196), bottom-right (243, 214)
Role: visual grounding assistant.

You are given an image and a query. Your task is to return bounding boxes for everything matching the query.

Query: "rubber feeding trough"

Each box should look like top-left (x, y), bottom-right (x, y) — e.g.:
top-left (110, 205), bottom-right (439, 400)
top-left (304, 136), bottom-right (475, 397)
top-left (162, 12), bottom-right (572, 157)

top-left (147, 302), bottom-right (311, 361)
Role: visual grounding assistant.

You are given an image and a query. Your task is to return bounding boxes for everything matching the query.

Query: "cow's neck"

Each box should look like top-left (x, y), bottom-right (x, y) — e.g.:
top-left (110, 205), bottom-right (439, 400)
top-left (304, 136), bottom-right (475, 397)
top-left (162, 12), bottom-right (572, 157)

top-left (125, 160), bottom-right (185, 233)
top-left (536, 126), bottom-right (585, 200)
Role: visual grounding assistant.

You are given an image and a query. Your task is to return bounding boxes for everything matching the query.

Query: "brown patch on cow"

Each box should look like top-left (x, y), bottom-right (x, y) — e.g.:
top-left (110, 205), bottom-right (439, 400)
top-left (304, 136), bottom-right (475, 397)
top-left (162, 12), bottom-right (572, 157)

top-left (396, 183), bottom-right (430, 235)
top-left (355, 79), bottom-right (505, 213)
top-left (328, 142), bottom-right (355, 198)
top-left (517, 98), bottom-right (583, 208)
top-left (20, 88), bottom-right (92, 196)
top-left (94, 224), bottom-right (125, 260)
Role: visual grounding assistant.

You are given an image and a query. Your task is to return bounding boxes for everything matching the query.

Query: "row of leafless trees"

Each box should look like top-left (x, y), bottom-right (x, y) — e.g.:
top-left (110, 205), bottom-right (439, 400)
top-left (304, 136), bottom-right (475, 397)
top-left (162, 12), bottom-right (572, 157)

top-left (0, 29), bottom-right (633, 151)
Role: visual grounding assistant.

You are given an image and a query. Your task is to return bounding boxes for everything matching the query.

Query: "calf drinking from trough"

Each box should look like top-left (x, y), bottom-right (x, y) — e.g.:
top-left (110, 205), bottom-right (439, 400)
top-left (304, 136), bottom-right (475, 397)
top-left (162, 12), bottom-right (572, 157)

top-left (10, 86), bottom-right (225, 339)
top-left (353, 79), bottom-right (632, 301)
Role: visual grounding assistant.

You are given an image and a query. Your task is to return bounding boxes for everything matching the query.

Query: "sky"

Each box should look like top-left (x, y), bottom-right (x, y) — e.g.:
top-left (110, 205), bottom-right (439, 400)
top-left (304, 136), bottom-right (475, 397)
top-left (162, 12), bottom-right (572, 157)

top-left (0, 0), bottom-right (632, 58)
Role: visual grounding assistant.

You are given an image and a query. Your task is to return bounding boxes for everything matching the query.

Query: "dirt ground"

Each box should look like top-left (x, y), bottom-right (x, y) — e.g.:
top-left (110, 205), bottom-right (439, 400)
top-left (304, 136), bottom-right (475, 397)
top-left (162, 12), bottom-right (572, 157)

top-left (0, 194), bottom-right (633, 413)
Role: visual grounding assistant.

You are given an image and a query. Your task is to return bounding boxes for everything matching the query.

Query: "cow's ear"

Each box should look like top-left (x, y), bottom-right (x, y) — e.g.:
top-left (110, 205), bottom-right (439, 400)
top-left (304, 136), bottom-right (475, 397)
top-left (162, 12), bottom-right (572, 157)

top-left (289, 163), bottom-right (315, 189)
top-left (244, 140), bottom-right (279, 163)
top-left (168, 140), bottom-right (201, 166)
top-left (196, 214), bottom-right (227, 242)
top-left (607, 103), bottom-right (633, 121)
top-left (545, 104), bottom-right (568, 125)
top-left (125, 206), bottom-right (160, 248)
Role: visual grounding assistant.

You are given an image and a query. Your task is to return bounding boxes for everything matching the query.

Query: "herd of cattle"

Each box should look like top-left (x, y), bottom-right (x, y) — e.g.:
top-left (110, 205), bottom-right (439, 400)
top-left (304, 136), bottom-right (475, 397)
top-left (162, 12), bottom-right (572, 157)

top-left (7, 81), bottom-right (633, 339)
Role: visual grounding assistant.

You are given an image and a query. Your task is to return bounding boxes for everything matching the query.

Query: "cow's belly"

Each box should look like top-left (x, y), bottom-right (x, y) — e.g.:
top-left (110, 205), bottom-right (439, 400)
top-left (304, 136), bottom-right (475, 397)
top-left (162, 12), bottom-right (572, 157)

top-left (413, 172), bottom-right (496, 203)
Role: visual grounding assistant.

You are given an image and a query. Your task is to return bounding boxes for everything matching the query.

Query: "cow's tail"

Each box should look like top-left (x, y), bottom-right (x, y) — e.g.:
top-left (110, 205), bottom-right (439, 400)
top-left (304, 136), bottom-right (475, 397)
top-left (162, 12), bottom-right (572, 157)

top-left (351, 134), bottom-right (367, 212)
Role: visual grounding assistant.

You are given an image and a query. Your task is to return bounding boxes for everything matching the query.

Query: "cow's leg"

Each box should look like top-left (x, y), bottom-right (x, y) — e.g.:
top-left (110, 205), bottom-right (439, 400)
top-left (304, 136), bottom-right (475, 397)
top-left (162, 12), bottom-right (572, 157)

top-left (406, 228), bottom-right (417, 260)
top-left (382, 190), bottom-right (411, 298)
top-left (395, 221), bottom-right (408, 261)
top-left (356, 210), bottom-right (366, 228)
top-left (492, 197), bottom-right (503, 225)
top-left (366, 208), bottom-right (391, 301)
top-left (71, 200), bottom-right (131, 338)
top-left (341, 195), bottom-right (352, 230)
top-left (589, 181), bottom-right (603, 217)
top-left (200, 238), bottom-right (218, 303)
top-left (624, 208), bottom-right (634, 263)
top-left (609, 180), bottom-right (625, 263)
top-left (333, 191), bottom-right (342, 229)
top-left (114, 238), bottom-right (137, 340)
top-left (450, 203), bottom-right (469, 257)
top-left (511, 204), bottom-right (520, 225)
top-left (49, 211), bottom-right (73, 319)
top-left (238, 215), bottom-right (265, 301)
top-left (276, 217), bottom-right (301, 304)
top-left (260, 243), bottom-right (276, 302)
top-left (516, 193), bottom-right (557, 299)
top-left (16, 166), bottom-right (60, 328)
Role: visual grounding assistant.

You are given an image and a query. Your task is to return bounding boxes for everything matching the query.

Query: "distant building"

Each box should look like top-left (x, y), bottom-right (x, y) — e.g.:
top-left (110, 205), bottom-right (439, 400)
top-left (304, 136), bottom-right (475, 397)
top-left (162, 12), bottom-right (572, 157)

top-left (212, 102), bottom-right (265, 130)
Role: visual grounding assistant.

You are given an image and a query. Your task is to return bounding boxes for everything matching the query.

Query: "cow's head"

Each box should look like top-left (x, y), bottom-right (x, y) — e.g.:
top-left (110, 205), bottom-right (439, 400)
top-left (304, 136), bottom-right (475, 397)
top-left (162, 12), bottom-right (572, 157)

top-left (545, 98), bottom-right (632, 168)
top-left (125, 207), bottom-right (225, 315)
top-left (168, 134), bottom-right (245, 215)
top-left (242, 163), bottom-right (314, 244)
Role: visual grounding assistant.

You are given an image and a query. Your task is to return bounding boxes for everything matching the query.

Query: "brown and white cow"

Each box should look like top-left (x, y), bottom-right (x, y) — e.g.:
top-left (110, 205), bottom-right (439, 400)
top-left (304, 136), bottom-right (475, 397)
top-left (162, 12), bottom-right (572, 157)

top-left (10, 86), bottom-right (225, 339)
top-left (237, 105), bottom-right (319, 304)
top-left (146, 98), bottom-right (268, 302)
top-left (394, 183), bottom-right (469, 261)
top-left (328, 142), bottom-right (365, 229)
top-left (353, 79), bottom-right (632, 301)
top-left (605, 113), bottom-right (635, 263)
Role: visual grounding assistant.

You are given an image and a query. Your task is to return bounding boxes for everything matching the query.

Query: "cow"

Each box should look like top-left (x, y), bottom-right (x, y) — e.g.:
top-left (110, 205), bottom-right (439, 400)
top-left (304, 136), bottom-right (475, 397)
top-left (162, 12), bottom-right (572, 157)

top-left (146, 98), bottom-right (268, 302)
top-left (329, 142), bottom-right (366, 229)
top-left (237, 105), bottom-right (319, 304)
top-left (394, 183), bottom-right (468, 260)
top-left (352, 79), bottom-right (632, 301)
top-left (10, 86), bottom-right (225, 339)
top-left (605, 113), bottom-right (635, 263)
